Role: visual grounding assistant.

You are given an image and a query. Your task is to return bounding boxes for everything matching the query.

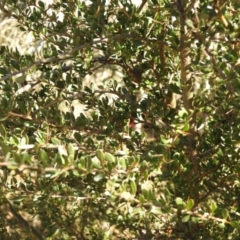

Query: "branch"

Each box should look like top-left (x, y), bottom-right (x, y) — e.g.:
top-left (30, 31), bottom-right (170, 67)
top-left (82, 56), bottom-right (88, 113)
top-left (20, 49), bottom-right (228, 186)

top-left (50, 194), bottom-right (106, 201)
top-left (5, 198), bottom-right (44, 240)
top-left (198, 145), bottom-right (219, 157)
top-left (118, 1), bottom-right (131, 19)
top-left (121, 195), bottom-right (232, 225)
top-left (136, 0), bottom-right (148, 15)
top-left (0, 34), bottom-right (136, 82)
top-left (0, 32), bottom-right (172, 83)
top-left (176, 208), bottom-right (230, 225)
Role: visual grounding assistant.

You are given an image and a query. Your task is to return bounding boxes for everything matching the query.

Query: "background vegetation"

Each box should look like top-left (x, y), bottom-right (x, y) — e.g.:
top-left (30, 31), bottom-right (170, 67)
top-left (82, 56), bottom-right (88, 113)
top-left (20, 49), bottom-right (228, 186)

top-left (0, 0), bottom-right (240, 239)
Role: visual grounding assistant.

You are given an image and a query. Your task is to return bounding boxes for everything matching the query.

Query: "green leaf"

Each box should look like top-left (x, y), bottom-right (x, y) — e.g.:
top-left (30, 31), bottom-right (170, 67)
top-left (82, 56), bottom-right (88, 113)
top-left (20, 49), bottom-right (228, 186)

top-left (34, 143), bottom-right (40, 154)
top-left (142, 189), bottom-right (154, 201)
top-left (182, 215), bottom-right (190, 222)
top-left (152, 200), bottom-right (163, 208)
top-left (0, 124), bottom-right (6, 139)
top-left (230, 221), bottom-right (240, 230)
top-left (67, 143), bottom-right (75, 162)
top-left (183, 123), bottom-right (190, 132)
top-left (93, 173), bottom-right (105, 182)
top-left (175, 197), bottom-right (184, 206)
top-left (74, 36), bottom-right (81, 46)
top-left (107, 162), bottom-right (114, 173)
top-left (130, 180), bottom-right (137, 195)
top-left (185, 19), bottom-right (195, 29)
top-left (0, 67), bottom-right (8, 75)
top-left (118, 157), bottom-right (127, 169)
top-left (96, 149), bottom-right (105, 165)
top-left (51, 137), bottom-right (61, 145)
top-left (72, 170), bottom-right (80, 176)
top-left (0, 141), bottom-right (10, 157)
top-left (7, 163), bottom-right (18, 170)
top-left (15, 75), bottom-right (26, 84)
top-left (0, 115), bottom-right (9, 121)
top-left (105, 152), bottom-right (115, 164)
top-left (58, 153), bottom-right (66, 165)
top-left (10, 60), bottom-right (20, 70)
top-left (218, 222), bottom-right (225, 229)
top-left (74, 132), bottom-right (82, 143)
top-left (21, 152), bottom-right (31, 164)
top-left (0, 46), bottom-right (5, 54)
top-left (38, 0), bottom-right (45, 9)
top-left (86, 157), bottom-right (93, 171)
top-left (222, 209), bottom-right (229, 219)
top-left (160, 135), bottom-right (172, 146)
top-left (36, 136), bottom-right (45, 144)
top-left (191, 217), bottom-right (200, 223)
top-left (139, 194), bottom-right (145, 203)
top-left (96, 135), bottom-right (105, 140)
top-left (169, 83), bottom-right (182, 94)
top-left (211, 201), bottom-right (217, 214)
top-left (186, 199), bottom-right (194, 210)
top-left (38, 149), bottom-right (49, 166)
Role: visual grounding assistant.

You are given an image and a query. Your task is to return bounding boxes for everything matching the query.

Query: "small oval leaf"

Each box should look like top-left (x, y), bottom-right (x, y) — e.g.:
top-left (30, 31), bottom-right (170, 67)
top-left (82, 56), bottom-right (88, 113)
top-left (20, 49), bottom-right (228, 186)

top-left (38, 149), bottom-right (49, 165)
top-left (105, 152), bottom-right (115, 163)
top-left (96, 149), bottom-right (105, 165)
top-left (130, 180), bottom-right (137, 195)
top-left (222, 208), bottom-right (229, 219)
top-left (186, 199), bottom-right (194, 210)
top-left (94, 173), bottom-right (105, 182)
top-left (175, 197), bottom-right (184, 206)
top-left (182, 215), bottom-right (190, 222)
top-left (10, 60), bottom-right (20, 70)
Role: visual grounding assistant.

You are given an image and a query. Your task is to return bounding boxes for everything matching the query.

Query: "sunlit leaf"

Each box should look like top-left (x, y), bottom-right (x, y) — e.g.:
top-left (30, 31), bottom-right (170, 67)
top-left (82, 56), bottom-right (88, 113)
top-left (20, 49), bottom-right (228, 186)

top-left (211, 201), bottom-right (217, 214)
top-left (222, 209), bottom-right (229, 219)
top-left (105, 152), bottom-right (115, 163)
top-left (130, 180), bottom-right (137, 195)
top-left (96, 149), bottom-right (104, 161)
top-left (175, 197), bottom-right (184, 206)
top-left (186, 199), bottom-right (194, 210)
top-left (67, 143), bottom-right (75, 162)
top-left (0, 124), bottom-right (6, 139)
top-left (93, 173), bottom-right (105, 182)
top-left (38, 149), bottom-right (49, 165)
top-left (182, 215), bottom-right (190, 222)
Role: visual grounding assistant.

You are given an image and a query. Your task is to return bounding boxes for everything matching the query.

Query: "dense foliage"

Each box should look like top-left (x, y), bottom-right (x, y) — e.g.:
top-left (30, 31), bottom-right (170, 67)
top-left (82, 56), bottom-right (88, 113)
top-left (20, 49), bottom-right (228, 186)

top-left (0, 0), bottom-right (240, 239)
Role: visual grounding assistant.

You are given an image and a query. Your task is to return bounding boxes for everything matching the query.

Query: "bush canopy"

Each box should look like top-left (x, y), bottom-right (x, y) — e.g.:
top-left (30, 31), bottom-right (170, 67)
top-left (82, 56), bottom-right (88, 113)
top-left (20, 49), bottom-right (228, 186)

top-left (0, 0), bottom-right (240, 239)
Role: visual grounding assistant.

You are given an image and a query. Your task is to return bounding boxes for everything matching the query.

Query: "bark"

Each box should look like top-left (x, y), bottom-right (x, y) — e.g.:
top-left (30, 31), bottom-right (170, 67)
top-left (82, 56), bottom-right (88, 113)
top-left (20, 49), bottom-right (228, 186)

top-left (177, 0), bottom-right (200, 203)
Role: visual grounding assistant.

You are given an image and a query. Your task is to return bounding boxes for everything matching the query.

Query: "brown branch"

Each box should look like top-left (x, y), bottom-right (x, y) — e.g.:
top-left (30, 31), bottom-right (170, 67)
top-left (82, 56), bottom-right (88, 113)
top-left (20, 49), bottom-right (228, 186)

top-left (179, 7), bottom-right (193, 111)
top-left (5, 111), bottom-right (112, 136)
top-left (5, 198), bottom-right (44, 240)
top-left (137, 0), bottom-right (148, 15)
top-left (177, 0), bottom-right (202, 203)
top-left (198, 145), bottom-right (219, 157)
top-left (0, 33), bottom-right (171, 83)
top-left (7, 111), bottom-right (32, 120)
top-left (120, 195), bottom-right (231, 225)
top-left (0, 34), bottom-right (137, 82)
top-left (174, 208), bottom-right (230, 224)
top-left (118, 1), bottom-right (131, 19)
